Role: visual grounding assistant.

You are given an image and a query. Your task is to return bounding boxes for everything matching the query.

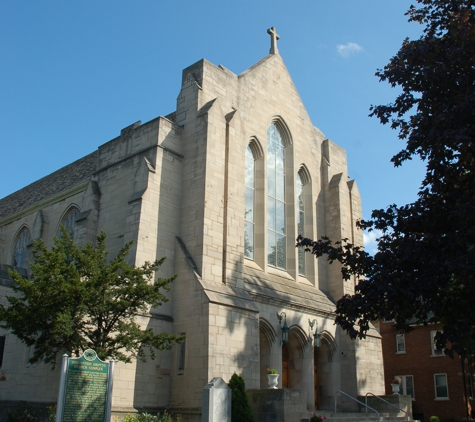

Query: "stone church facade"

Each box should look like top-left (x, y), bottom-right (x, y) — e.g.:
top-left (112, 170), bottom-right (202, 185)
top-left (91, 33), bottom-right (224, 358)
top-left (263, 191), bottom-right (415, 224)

top-left (0, 29), bottom-right (384, 418)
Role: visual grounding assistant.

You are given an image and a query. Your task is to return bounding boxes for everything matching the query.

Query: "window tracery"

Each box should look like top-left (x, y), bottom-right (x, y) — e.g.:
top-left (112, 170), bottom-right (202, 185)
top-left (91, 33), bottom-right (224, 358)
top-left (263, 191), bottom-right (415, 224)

top-left (245, 146), bottom-right (255, 259)
top-left (61, 208), bottom-right (79, 239)
top-left (267, 124), bottom-right (286, 269)
top-left (296, 173), bottom-right (305, 275)
top-left (13, 227), bottom-right (31, 268)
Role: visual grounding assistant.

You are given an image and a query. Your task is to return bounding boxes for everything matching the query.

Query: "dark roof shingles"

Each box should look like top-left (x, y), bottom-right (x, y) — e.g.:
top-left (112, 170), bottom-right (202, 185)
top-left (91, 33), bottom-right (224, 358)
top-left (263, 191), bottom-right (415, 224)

top-left (0, 152), bottom-right (97, 220)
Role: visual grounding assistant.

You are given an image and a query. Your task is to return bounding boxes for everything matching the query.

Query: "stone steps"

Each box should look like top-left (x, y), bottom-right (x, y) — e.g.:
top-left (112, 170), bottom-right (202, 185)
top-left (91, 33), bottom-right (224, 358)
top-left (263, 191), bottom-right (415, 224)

top-left (300, 412), bottom-right (416, 422)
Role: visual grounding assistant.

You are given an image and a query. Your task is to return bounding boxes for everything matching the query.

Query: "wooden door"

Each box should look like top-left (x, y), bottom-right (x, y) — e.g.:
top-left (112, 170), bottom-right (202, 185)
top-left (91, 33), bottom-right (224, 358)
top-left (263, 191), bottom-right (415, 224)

top-left (314, 348), bottom-right (319, 409)
top-left (282, 343), bottom-right (289, 388)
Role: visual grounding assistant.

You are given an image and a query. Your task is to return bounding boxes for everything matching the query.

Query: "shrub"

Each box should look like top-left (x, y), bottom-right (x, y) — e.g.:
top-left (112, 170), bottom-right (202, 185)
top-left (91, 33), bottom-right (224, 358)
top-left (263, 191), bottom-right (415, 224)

top-left (228, 373), bottom-right (254, 422)
top-left (121, 411), bottom-right (181, 422)
top-left (6, 408), bottom-right (40, 422)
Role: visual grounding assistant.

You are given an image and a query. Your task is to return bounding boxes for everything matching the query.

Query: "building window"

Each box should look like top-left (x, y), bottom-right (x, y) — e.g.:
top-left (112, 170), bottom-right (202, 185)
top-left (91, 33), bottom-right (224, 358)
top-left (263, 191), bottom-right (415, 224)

top-left (0, 336), bottom-right (5, 367)
top-left (61, 208), bottom-right (79, 239)
top-left (434, 373), bottom-right (449, 399)
top-left (244, 146), bottom-right (255, 259)
top-left (468, 373), bottom-right (474, 399)
top-left (395, 375), bottom-right (415, 399)
top-left (13, 227), bottom-right (31, 268)
top-left (178, 337), bottom-right (186, 374)
top-left (396, 334), bottom-right (406, 353)
top-left (296, 173), bottom-right (305, 275)
top-left (267, 124), bottom-right (286, 269)
top-left (430, 330), bottom-right (444, 356)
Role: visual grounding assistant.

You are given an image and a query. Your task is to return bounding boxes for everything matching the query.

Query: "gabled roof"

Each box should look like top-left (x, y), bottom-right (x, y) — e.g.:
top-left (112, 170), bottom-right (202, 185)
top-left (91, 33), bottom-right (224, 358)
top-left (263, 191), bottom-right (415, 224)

top-left (0, 152), bottom-right (97, 221)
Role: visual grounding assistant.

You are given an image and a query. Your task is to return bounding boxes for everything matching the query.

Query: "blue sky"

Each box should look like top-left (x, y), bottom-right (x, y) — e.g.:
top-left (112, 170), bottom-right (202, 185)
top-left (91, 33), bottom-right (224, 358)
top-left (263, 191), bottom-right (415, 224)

top-left (0, 1), bottom-right (425, 252)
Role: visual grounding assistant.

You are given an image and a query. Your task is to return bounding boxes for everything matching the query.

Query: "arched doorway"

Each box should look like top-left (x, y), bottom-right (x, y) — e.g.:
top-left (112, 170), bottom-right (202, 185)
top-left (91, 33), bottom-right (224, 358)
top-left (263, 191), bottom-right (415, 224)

top-left (282, 343), bottom-right (289, 388)
top-left (259, 318), bottom-right (278, 389)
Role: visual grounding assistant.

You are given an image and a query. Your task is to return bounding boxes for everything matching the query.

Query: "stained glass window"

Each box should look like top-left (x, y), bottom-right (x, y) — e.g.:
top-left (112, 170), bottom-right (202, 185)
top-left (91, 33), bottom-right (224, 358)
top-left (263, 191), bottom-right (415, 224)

top-left (267, 124), bottom-right (286, 269)
top-left (13, 227), bottom-right (31, 268)
top-left (245, 146), bottom-right (255, 259)
top-left (296, 173), bottom-right (305, 275)
top-left (62, 208), bottom-right (78, 239)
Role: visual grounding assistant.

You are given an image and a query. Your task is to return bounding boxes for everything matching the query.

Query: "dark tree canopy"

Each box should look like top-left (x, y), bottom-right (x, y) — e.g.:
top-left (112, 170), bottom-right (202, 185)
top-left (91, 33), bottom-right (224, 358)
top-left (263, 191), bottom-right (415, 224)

top-left (0, 229), bottom-right (183, 367)
top-left (298, 0), bottom-right (475, 357)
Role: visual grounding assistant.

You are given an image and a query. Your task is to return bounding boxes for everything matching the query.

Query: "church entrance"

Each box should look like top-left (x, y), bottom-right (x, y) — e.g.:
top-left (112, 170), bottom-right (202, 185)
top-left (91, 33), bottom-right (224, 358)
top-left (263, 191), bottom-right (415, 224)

top-left (282, 343), bottom-right (289, 388)
top-left (314, 348), bottom-right (319, 409)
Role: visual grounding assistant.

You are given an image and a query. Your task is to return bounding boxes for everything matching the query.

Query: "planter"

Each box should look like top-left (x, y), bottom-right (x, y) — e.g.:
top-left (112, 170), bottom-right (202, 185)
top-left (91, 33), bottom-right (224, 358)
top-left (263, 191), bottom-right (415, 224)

top-left (391, 383), bottom-right (400, 394)
top-left (267, 374), bottom-right (279, 389)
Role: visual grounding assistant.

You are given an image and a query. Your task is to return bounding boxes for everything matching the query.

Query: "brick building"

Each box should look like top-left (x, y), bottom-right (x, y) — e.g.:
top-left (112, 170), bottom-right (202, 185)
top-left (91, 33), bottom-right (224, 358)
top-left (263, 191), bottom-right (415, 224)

top-left (0, 29), bottom-right (385, 419)
top-left (380, 321), bottom-right (475, 421)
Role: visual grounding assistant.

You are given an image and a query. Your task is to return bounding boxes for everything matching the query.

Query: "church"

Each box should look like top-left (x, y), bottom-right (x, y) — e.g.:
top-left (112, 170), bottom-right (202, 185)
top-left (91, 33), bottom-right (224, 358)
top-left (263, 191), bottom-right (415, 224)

top-left (0, 28), bottom-right (384, 420)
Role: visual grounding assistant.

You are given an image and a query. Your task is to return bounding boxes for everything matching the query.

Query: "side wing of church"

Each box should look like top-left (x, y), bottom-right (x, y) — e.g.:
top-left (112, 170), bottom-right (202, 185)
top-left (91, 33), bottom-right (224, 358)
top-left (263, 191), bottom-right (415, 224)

top-left (0, 30), bottom-right (384, 418)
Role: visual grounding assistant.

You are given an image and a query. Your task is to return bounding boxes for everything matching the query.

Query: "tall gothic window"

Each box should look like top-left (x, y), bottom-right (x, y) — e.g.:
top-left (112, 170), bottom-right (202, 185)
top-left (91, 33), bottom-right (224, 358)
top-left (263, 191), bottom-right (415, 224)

top-left (13, 227), bottom-right (31, 268)
top-left (61, 208), bottom-right (79, 239)
top-left (267, 124), bottom-right (286, 269)
top-left (244, 146), bottom-right (255, 259)
top-left (296, 173), bottom-right (305, 275)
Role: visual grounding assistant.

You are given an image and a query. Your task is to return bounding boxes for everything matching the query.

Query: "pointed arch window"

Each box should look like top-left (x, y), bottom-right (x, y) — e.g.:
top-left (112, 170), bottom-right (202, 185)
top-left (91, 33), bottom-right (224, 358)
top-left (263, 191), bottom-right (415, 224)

top-left (296, 173), bottom-right (305, 275)
top-left (245, 146), bottom-right (255, 259)
top-left (13, 227), bottom-right (31, 268)
top-left (61, 207), bottom-right (79, 240)
top-left (267, 124), bottom-right (286, 269)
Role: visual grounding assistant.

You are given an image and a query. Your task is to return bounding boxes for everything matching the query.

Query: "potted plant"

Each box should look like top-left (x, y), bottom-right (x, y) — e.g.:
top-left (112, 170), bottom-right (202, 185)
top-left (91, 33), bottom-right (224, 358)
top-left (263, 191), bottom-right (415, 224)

top-left (390, 378), bottom-right (401, 394)
top-left (266, 368), bottom-right (279, 389)
top-left (310, 413), bottom-right (327, 422)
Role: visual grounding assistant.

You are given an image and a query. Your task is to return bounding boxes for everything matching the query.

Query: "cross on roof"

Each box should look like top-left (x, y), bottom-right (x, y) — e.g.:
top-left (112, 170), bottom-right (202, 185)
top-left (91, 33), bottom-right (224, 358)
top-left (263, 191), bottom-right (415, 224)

top-left (267, 27), bottom-right (279, 55)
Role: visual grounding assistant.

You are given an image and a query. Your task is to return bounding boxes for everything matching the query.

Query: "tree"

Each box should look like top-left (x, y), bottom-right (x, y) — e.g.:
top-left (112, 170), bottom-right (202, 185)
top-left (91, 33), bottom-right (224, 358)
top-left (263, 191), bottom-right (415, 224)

top-left (228, 373), bottom-right (254, 422)
top-left (298, 0), bottom-right (475, 357)
top-left (0, 229), bottom-right (184, 367)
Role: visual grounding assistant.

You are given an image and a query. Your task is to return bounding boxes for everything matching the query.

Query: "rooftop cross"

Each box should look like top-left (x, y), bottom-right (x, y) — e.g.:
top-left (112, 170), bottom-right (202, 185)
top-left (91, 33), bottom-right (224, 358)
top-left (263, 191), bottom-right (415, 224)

top-left (267, 27), bottom-right (279, 55)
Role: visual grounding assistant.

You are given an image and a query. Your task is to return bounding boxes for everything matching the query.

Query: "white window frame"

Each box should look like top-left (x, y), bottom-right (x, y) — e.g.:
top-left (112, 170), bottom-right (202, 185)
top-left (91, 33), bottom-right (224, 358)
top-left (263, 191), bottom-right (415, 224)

top-left (394, 375), bottom-right (415, 399)
top-left (396, 334), bottom-right (406, 354)
top-left (434, 373), bottom-right (449, 399)
top-left (430, 330), bottom-right (444, 357)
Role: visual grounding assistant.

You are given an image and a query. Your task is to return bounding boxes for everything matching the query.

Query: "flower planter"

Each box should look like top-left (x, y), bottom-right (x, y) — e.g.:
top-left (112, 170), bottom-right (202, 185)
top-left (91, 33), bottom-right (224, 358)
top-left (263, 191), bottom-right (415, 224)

top-left (391, 383), bottom-right (400, 394)
top-left (267, 373), bottom-right (279, 389)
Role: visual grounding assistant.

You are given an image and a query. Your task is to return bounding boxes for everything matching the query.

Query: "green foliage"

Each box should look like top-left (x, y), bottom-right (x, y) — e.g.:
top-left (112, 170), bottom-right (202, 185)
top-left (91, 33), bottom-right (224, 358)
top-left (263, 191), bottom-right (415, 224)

top-left (0, 229), bottom-right (184, 367)
top-left (297, 0), bottom-right (475, 358)
top-left (121, 411), bottom-right (181, 422)
top-left (266, 368), bottom-right (278, 374)
top-left (429, 417), bottom-right (440, 422)
top-left (310, 415), bottom-right (327, 422)
top-left (228, 373), bottom-right (254, 422)
top-left (6, 408), bottom-right (40, 422)
top-left (47, 405), bottom-right (57, 422)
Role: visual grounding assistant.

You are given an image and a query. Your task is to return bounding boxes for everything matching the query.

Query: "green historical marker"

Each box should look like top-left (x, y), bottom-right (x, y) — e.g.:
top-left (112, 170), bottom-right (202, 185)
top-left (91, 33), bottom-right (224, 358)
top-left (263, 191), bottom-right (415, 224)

top-left (56, 350), bottom-right (114, 422)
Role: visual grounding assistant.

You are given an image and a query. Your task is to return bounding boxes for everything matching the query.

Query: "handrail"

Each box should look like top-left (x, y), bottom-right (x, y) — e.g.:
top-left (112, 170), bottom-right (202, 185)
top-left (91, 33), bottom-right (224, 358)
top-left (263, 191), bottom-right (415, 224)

top-left (365, 393), bottom-right (409, 421)
top-left (334, 390), bottom-right (380, 422)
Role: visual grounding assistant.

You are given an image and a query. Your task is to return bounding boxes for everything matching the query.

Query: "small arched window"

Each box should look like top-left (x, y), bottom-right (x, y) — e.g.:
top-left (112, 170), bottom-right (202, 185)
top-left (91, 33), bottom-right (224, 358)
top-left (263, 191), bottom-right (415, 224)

top-left (296, 173), bottom-right (305, 275)
top-left (61, 208), bottom-right (79, 239)
top-left (13, 227), bottom-right (31, 268)
top-left (267, 124), bottom-right (286, 269)
top-left (244, 146), bottom-right (255, 259)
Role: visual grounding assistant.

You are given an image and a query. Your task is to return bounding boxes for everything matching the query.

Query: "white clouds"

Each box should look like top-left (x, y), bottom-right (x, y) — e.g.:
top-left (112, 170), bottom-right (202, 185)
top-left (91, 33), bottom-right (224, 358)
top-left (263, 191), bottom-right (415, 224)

top-left (336, 42), bottom-right (363, 58)
top-left (363, 230), bottom-right (382, 256)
